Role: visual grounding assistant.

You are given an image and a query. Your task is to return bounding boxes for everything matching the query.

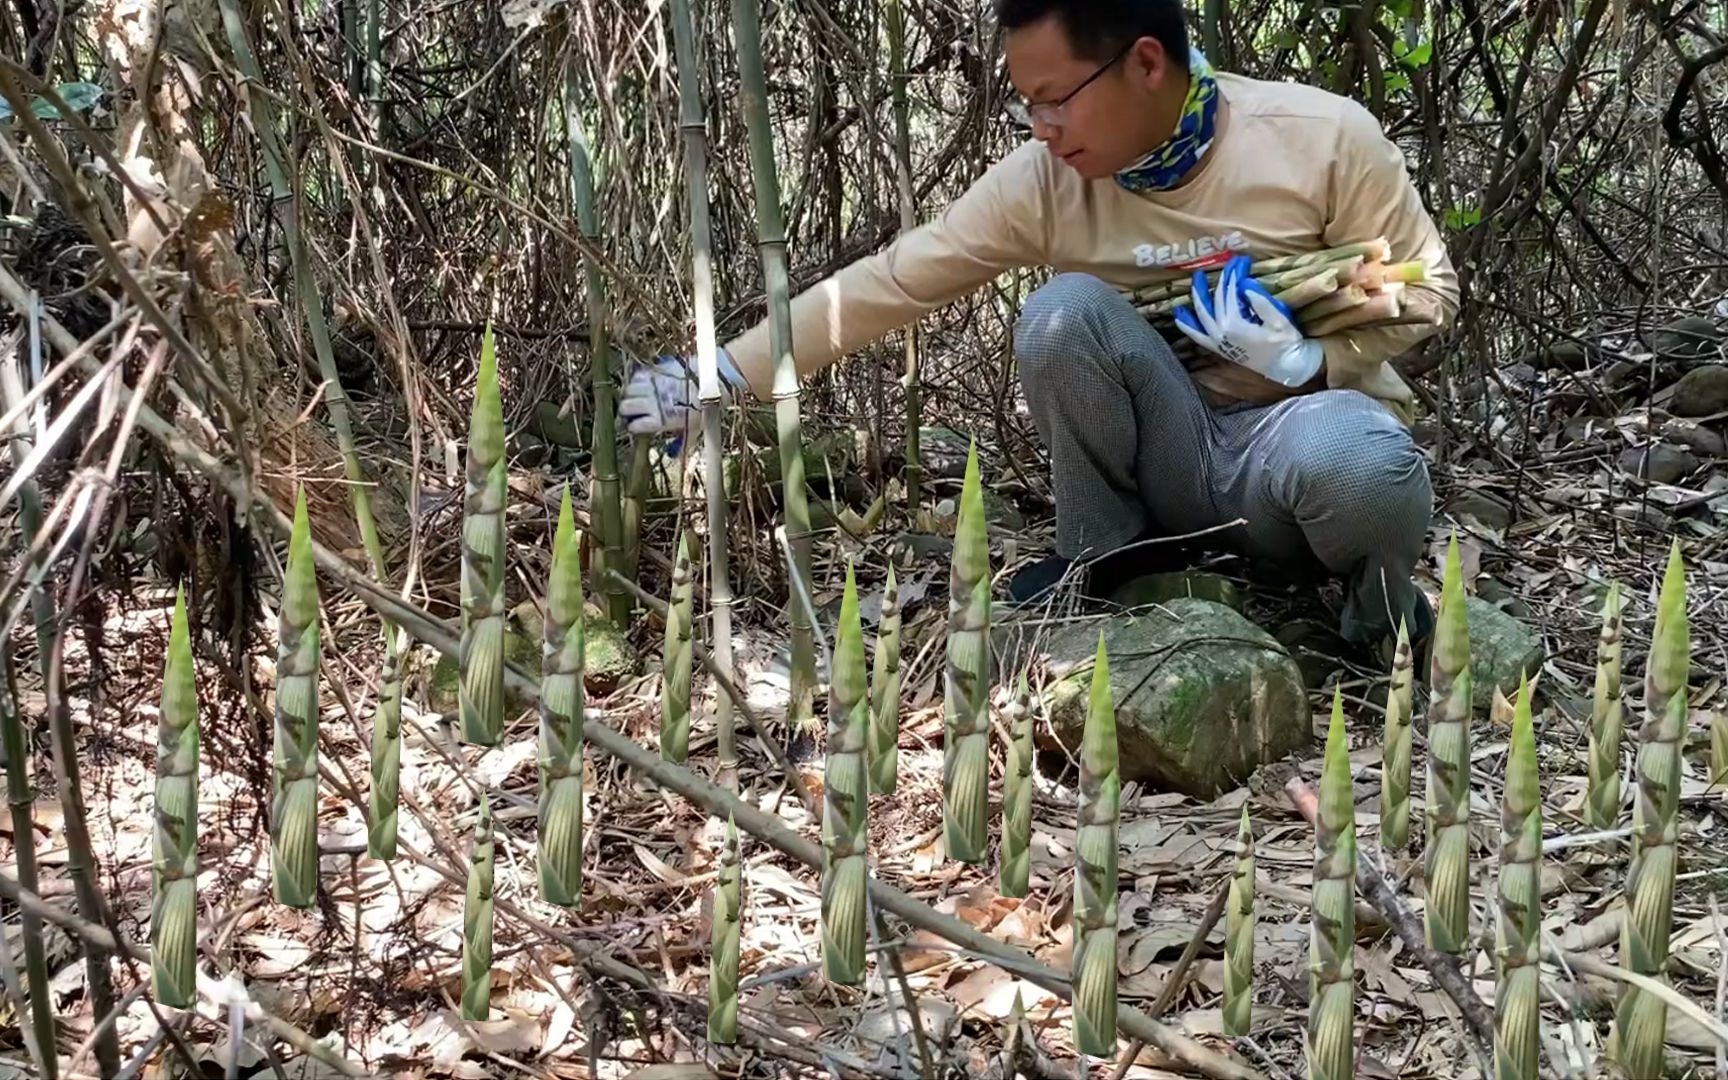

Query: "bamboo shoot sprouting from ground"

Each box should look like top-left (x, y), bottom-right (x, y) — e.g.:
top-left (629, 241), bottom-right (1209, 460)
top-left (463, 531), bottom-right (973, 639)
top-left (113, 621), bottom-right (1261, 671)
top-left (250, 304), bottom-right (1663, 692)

top-left (708, 814), bottom-right (741, 1044)
top-left (821, 564), bottom-right (870, 986)
top-left (152, 586), bottom-right (199, 1009)
top-left (661, 529), bottom-right (694, 763)
top-left (1224, 804), bottom-right (1255, 1037)
top-left (868, 565), bottom-right (902, 794)
top-left (369, 636), bottom-right (404, 861)
top-left (999, 672), bottom-right (1033, 899)
top-left (462, 793), bottom-right (495, 1021)
top-left (1425, 534), bottom-right (1472, 954)
top-left (731, 0), bottom-right (817, 734)
top-left (944, 441), bottom-right (991, 863)
top-left (885, 0), bottom-right (922, 507)
top-left (1072, 633), bottom-right (1120, 1058)
top-left (539, 488), bottom-right (586, 908)
top-left (0, 646), bottom-right (53, 1073)
top-left (565, 56), bottom-right (629, 625)
top-left (1611, 541), bottom-right (1688, 1076)
top-left (1494, 674), bottom-right (1541, 1080)
top-left (668, 0), bottom-right (737, 788)
top-left (1381, 617), bottom-right (1414, 852)
top-left (273, 490), bottom-right (322, 909)
top-left (1713, 712), bottom-right (1728, 785)
top-left (1307, 688), bottom-right (1355, 1080)
top-left (461, 325), bottom-right (507, 747)
top-left (1585, 581), bottom-right (1624, 828)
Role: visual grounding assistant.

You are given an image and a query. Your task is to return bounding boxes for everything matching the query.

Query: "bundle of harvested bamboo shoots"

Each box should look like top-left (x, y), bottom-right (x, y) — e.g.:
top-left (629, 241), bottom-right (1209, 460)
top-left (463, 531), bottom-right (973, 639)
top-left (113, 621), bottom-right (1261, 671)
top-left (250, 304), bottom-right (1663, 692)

top-left (1132, 238), bottom-right (1435, 364)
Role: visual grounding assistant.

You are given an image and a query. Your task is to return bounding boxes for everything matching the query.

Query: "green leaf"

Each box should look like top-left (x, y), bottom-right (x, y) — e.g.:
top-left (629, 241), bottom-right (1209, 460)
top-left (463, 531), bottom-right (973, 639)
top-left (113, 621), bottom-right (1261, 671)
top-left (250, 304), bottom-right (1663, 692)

top-left (1444, 205), bottom-right (1482, 231)
top-left (1400, 40), bottom-right (1433, 68)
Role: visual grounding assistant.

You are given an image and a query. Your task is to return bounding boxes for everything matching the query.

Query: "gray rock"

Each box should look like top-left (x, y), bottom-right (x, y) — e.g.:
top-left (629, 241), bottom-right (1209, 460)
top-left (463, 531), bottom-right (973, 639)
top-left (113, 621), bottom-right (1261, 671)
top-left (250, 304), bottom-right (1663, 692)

top-left (1659, 417), bottom-right (1727, 458)
top-left (1653, 316), bottom-right (1723, 367)
top-left (980, 488), bottom-right (1026, 531)
top-left (917, 426), bottom-right (976, 480)
top-left (1462, 594), bottom-right (1544, 711)
top-left (1032, 598), bottom-right (1309, 798)
top-left (1618, 444), bottom-right (1701, 485)
top-left (1444, 490), bottom-right (1513, 530)
top-left (1670, 366), bottom-right (1728, 418)
top-left (1560, 415), bottom-right (1609, 447)
top-left (529, 400), bottom-right (584, 448)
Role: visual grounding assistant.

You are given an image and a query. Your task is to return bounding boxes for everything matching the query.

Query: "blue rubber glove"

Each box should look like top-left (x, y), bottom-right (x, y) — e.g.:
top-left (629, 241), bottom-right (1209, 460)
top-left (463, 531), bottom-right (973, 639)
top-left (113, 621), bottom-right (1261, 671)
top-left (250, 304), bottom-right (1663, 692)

top-left (1172, 254), bottom-right (1323, 388)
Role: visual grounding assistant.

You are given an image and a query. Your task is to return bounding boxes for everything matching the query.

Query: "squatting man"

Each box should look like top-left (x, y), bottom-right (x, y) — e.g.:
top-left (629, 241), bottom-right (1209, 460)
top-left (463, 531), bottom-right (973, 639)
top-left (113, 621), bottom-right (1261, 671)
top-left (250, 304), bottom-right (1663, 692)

top-left (618, 0), bottom-right (1458, 663)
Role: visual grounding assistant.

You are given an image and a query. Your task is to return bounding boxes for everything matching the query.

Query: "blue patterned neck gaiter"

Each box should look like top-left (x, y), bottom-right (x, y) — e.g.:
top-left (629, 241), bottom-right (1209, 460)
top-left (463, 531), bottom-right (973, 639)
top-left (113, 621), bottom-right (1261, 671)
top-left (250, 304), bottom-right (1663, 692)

top-left (1114, 47), bottom-right (1220, 192)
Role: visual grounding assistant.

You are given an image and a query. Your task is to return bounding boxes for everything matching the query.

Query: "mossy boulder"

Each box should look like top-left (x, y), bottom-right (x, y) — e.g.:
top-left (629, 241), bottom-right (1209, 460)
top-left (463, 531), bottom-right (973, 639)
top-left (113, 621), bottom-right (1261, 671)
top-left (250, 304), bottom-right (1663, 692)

top-left (1107, 571), bottom-right (1243, 612)
top-left (1462, 594), bottom-right (1544, 711)
top-left (426, 601), bottom-right (638, 715)
top-left (1029, 598), bottom-right (1309, 797)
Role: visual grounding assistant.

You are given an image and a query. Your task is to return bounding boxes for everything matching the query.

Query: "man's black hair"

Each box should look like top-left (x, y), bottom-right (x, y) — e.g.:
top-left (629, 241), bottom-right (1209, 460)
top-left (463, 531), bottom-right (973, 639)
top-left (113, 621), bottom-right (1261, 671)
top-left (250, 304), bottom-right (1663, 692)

top-left (995, 0), bottom-right (1189, 67)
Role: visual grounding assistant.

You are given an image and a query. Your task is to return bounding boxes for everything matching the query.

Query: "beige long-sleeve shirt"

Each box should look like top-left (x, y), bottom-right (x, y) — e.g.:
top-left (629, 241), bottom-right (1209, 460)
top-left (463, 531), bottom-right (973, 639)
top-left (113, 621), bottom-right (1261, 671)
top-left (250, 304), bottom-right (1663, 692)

top-left (721, 71), bottom-right (1458, 424)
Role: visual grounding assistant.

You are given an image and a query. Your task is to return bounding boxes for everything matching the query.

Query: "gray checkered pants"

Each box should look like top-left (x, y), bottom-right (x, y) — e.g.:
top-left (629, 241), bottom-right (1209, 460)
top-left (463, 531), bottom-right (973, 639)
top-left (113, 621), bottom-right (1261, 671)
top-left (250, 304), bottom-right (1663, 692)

top-left (1014, 272), bottom-right (1432, 647)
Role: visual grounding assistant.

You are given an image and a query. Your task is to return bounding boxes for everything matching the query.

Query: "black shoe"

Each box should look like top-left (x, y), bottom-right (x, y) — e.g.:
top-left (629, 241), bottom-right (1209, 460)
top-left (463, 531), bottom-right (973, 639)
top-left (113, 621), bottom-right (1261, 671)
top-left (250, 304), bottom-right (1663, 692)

top-left (1007, 552), bottom-right (1077, 605)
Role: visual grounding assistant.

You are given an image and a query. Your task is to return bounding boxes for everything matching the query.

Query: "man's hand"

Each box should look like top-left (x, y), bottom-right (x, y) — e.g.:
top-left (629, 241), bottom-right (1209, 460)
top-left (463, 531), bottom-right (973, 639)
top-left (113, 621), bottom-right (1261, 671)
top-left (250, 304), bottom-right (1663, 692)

top-left (1172, 254), bottom-right (1323, 388)
top-left (617, 349), bottom-right (746, 446)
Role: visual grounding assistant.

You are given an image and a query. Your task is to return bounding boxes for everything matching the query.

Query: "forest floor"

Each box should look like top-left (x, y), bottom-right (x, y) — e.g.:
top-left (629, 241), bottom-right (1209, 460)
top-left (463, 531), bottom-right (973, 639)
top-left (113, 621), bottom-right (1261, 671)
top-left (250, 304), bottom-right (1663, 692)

top-left (7, 362), bottom-right (1728, 1080)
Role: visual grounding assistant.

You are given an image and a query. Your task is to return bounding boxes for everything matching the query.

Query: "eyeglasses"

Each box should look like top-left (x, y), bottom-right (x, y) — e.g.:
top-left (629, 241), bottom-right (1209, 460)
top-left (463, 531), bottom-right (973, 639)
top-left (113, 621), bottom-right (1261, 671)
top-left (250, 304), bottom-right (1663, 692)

top-left (1004, 40), bottom-right (1133, 129)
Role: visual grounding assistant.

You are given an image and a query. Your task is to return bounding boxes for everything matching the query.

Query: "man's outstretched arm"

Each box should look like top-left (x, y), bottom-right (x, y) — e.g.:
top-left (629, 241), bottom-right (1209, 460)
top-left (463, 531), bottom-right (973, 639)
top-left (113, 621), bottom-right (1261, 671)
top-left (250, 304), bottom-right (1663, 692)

top-left (720, 145), bottom-right (1049, 401)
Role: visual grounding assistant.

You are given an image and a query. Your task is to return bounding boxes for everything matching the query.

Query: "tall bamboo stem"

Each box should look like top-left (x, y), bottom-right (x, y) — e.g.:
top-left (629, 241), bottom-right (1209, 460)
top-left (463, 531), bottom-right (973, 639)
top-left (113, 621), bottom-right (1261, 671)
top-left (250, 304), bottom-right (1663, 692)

top-left (0, 646), bottom-right (54, 1074)
top-left (885, 0), bottom-right (921, 507)
top-left (668, 0), bottom-right (738, 787)
top-left (565, 55), bottom-right (629, 625)
top-left (730, 0), bottom-right (817, 734)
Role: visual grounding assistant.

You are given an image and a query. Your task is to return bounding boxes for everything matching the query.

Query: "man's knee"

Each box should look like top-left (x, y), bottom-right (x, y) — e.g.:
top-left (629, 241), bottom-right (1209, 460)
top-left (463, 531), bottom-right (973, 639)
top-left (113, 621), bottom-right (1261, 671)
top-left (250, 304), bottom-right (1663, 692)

top-left (1014, 272), bottom-right (1130, 369)
top-left (1281, 392), bottom-right (1431, 528)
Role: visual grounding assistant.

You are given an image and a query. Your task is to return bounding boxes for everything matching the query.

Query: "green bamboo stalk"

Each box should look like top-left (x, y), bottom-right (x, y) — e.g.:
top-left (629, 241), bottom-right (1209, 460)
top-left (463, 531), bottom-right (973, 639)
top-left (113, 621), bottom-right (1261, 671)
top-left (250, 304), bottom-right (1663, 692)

top-left (1223, 804), bottom-right (1255, 1037)
top-left (1072, 633), bottom-right (1119, 1058)
top-left (1424, 534), bottom-right (1472, 954)
top-left (1135, 261), bottom-right (1340, 315)
top-left (2, 345), bottom-right (90, 1075)
top-left (216, 0), bottom-right (406, 859)
top-left (730, 0), bottom-right (817, 735)
top-left (1585, 581), bottom-right (1625, 829)
top-left (661, 529), bottom-right (694, 763)
top-left (999, 672), bottom-right (1033, 899)
top-left (1494, 674), bottom-right (1541, 1080)
top-left (885, 0), bottom-right (922, 507)
top-left (1611, 540), bottom-right (1688, 1077)
top-left (943, 440), bottom-right (991, 863)
top-left (151, 585), bottom-right (199, 1009)
top-left (821, 563), bottom-right (870, 986)
top-left (1307, 687), bottom-right (1356, 1080)
top-left (708, 814), bottom-right (742, 1044)
top-left (1381, 617), bottom-right (1414, 852)
top-left (273, 490), bottom-right (322, 908)
top-left (0, 645), bottom-right (55, 1073)
top-left (565, 56), bottom-right (629, 625)
top-left (667, 0), bottom-right (738, 789)
top-left (539, 487), bottom-right (586, 908)
top-left (867, 565), bottom-right (902, 795)
top-left (460, 325), bottom-right (507, 747)
top-left (462, 793), bottom-right (495, 1021)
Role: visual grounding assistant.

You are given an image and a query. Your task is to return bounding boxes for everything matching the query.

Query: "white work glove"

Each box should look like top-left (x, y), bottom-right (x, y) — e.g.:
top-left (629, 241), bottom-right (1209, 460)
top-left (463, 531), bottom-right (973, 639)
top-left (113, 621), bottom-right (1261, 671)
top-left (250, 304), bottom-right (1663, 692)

top-left (1172, 254), bottom-right (1323, 388)
top-left (617, 348), bottom-right (747, 451)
